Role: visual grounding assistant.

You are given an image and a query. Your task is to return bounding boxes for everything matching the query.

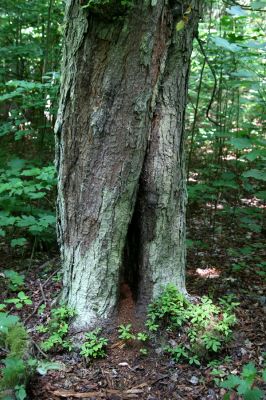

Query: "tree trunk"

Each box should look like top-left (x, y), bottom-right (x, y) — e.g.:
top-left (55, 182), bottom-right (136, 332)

top-left (55, 0), bottom-right (201, 328)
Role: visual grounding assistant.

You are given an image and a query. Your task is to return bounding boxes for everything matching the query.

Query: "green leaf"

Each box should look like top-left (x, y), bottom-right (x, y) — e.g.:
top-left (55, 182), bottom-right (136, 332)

top-left (15, 385), bottom-right (27, 400)
top-left (242, 363), bottom-right (257, 383)
top-left (176, 20), bottom-right (185, 32)
top-left (211, 36), bottom-right (241, 52)
top-left (221, 375), bottom-right (242, 389)
top-left (0, 228), bottom-right (6, 236)
top-left (7, 159), bottom-right (26, 171)
top-left (231, 70), bottom-right (257, 79)
top-left (243, 388), bottom-right (264, 400)
top-left (10, 238), bottom-right (27, 248)
top-left (0, 312), bottom-right (19, 333)
top-left (237, 379), bottom-right (251, 394)
top-left (229, 137), bottom-right (252, 149)
top-left (36, 361), bottom-right (65, 376)
top-left (242, 169), bottom-right (266, 182)
top-left (262, 369), bottom-right (266, 382)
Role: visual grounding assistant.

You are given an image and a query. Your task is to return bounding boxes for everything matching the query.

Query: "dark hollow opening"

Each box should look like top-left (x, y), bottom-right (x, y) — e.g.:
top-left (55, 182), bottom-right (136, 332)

top-left (121, 201), bottom-right (141, 302)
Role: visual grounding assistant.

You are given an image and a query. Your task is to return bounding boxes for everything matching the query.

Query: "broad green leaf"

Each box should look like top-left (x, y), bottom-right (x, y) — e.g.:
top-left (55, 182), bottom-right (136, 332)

top-left (243, 388), bottom-right (264, 400)
top-left (255, 191), bottom-right (266, 200)
top-left (176, 20), bottom-right (185, 32)
top-left (16, 215), bottom-right (37, 228)
top-left (7, 159), bottom-right (26, 171)
top-left (231, 70), bottom-right (257, 78)
top-left (15, 385), bottom-right (27, 400)
top-left (229, 138), bottom-right (253, 149)
top-left (211, 37), bottom-right (241, 52)
top-left (221, 375), bottom-right (242, 389)
top-left (242, 363), bottom-right (257, 383)
top-left (11, 238), bottom-right (27, 248)
top-left (242, 169), bottom-right (266, 181)
top-left (21, 168), bottom-right (41, 177)
top-left (0, 312), bottom-right (19, 332)
top-left (36, 361), bottom-right (65, 376)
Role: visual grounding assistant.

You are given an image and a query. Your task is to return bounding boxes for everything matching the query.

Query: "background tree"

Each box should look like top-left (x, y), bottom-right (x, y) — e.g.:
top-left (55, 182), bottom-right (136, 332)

top-left (55, 0), bottom-right (201, 328)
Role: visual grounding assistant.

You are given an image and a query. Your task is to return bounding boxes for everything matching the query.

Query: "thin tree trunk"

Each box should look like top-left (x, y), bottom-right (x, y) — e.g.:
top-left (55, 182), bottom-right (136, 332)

top-left (55, 0), bottom-right (201, 328)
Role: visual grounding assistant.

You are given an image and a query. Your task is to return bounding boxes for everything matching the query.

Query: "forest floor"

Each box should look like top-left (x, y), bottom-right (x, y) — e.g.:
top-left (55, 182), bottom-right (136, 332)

top-left (1, 207), bottom-right (265, 400)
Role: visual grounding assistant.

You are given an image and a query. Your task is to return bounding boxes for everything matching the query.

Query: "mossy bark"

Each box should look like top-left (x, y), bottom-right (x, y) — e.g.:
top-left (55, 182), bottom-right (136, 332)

top-left (55, 0), bottom-right (201, 328)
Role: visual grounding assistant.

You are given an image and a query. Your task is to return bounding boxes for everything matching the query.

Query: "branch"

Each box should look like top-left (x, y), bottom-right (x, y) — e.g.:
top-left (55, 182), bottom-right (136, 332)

top-left (195, 35), bottom-right (224, 128)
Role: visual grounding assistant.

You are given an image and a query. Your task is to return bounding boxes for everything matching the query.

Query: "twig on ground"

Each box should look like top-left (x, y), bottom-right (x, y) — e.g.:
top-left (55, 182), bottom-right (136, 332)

top-left (31, 339), bottom-right (48, 359)
top-left (23, 267), bottom-right (60, 324)
top-left (39, 282), bottom-right (47, 305)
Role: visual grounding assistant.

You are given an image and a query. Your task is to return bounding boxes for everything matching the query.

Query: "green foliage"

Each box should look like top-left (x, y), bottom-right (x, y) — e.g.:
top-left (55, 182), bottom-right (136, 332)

top-left (4, 292), bottom-right (32, 310)
top-left (139, 348), bottom-right (148, 356)
top-left (118, 324), bottom-right (149, 343)
top-left (0, 313), bottom-right (28, 357)
top-left (0, 0), bottom-right (63, 253)
top-left (118, 324), bottom-right (135, 341)
top-left (0, 312), bottom-right (65, 399)
top-left (146, 284), bottom-right (189, 332)
top-left (220, 363), bottom-right (266, 400)
top-left (147, 285), bottom-right (237, 364)
top-left (39, 306), bottom-right (75, 352)
top-left (0, 313), bottom-right (28, 398)
top-left (80, 329), bottom-right (108, 360)
top-left (118, 324), bottom-right (149, 356)
top-left (5, 325), bottom-right (28, 360)
top-left (186, 0), bottom-right (266, 256)
top-left (0, 160), bottom-right (57, 249)
top-left (2, 271), bottom-right (25, 292)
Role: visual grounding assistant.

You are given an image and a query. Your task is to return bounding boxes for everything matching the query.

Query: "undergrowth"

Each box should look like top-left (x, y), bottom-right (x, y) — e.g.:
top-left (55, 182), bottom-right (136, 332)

top-left (0, 312), bottom-right (29, 400)
top-left (146, 284), bottom-right (238, 364)
top-left (38, 306), bottom-right (75, 352)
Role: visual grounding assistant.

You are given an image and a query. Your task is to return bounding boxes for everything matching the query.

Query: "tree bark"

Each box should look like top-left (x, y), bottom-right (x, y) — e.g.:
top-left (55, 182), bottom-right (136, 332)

top-left (55, 0), bottom-right (201, 328)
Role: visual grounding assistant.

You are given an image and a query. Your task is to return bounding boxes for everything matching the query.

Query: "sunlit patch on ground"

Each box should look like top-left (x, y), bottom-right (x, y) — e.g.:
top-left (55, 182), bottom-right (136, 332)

top-left (196, 267), bottom-right (221, 278)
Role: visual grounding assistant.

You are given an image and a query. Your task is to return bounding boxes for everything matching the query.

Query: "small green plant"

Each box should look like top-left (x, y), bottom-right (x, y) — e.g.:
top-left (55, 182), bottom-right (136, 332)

top-left (80, 329), bottom-right (108, 360)
top-left (136, 332), bottom-right (149, 342)
top-left (3, 270), bottom-right (25, 292)
top-left (139, 348), bottom-right (148, 356)
top-left (165, 345), bottom-right (201, 366)
top-left (118, 324), bottom-right (135, 341)
top-left (4, 291), bottom-right (32, 309)
top-left (146, 284), bottom-right (189, 332)
top-left (147, 285), bottom-right (238, 364)
top-left (220, 363), bottom-right (266, 400)
top-left (165, 344), bottom-right (189, 362)
top-left (118, 325), bottom-right (149, 343)
top-left (39, 306), bottom-right (75, 352)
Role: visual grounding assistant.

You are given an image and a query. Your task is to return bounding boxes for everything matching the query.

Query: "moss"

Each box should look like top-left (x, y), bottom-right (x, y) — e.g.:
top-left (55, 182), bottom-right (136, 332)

top-left (5, 324), bottom-right (28, 359)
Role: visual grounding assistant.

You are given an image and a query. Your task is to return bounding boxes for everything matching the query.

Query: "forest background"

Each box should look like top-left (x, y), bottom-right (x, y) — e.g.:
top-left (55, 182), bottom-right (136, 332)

top-left (0, 0), bottom-right (265, 399)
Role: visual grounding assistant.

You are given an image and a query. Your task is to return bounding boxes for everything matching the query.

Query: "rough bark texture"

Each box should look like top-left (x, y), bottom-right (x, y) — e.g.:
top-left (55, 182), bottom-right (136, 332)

top-left (55, 0), bottom-right (201, 328)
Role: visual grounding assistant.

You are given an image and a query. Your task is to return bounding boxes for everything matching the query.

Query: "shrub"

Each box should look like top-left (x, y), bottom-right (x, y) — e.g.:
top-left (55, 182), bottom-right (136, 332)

top-left (39, 306), bottom-right (75, 352)
top-left (80, 329), bottom-right (108, 360)
top-left (147, 284), bottom-right (238, 364)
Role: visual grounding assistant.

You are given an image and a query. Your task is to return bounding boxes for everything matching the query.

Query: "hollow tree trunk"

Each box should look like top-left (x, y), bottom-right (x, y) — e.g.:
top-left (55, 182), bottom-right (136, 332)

top-left (55, 0), bottom-right (201, 328)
